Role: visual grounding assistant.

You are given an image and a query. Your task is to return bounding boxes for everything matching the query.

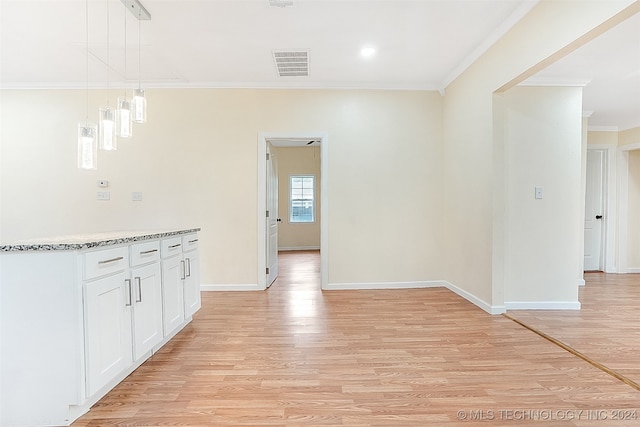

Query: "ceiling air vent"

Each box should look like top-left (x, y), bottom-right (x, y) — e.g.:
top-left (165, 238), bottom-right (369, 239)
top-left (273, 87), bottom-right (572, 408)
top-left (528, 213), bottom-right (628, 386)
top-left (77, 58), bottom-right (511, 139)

top-left (272, 50), bottom-right (309, 77)
top-left (269, 0), bottom-right (294, 8)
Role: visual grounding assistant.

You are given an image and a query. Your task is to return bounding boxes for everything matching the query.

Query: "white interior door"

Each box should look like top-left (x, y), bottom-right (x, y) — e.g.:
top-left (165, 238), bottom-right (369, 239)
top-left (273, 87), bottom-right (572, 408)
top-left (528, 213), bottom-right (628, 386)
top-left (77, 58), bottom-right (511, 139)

top-left (266, 142), bottom-right (279, 287)
top-left (584, 149), bottom-right (605, 271)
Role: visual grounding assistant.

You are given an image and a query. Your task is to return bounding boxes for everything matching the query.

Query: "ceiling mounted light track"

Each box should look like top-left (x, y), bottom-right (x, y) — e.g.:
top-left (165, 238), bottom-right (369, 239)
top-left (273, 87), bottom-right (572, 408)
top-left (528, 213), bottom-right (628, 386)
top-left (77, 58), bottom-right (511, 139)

top-left (269, 0), bottom-right (294, 8)
top-left (119, 0), bottom-right (151, 20)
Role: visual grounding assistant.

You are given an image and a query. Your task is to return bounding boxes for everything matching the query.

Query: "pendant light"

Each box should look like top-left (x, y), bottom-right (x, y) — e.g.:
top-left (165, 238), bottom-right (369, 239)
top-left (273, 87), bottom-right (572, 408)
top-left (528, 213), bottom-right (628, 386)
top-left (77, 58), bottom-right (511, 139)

top-left (78, 0), bottom-right (98, 170)
top-left (133, 6), bottom-right (147, 123)
top-left (116, 4), bottom-right (133, 138)
top-left (99, 0), bottom-right (117, 151)
top-left (116, 97), bottom-right (133, 137)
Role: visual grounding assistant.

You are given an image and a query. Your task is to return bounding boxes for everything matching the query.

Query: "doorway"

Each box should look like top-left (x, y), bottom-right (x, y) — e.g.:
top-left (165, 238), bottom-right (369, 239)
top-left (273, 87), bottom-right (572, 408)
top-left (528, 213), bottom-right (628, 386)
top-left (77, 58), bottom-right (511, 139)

top-left (583, 144), bottom-right (618, 274)
top-left (584, 149), bottom-right (606, 271)
top-left (257, 132), bottom-right (329, 290)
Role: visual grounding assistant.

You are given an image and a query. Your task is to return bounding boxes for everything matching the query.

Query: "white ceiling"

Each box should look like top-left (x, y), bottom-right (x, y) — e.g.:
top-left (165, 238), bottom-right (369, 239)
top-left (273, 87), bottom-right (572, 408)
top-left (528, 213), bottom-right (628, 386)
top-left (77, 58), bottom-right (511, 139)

top-left (1, 0), bottom-right (639, 130)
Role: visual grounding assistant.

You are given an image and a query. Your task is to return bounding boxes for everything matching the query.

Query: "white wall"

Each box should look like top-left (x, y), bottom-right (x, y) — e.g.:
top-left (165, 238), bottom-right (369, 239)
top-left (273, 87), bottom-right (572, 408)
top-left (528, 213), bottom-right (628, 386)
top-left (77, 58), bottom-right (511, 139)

top-left (0, 89), bottom-right (444, 288)
top-left (501, 86), bottom-right (583, 307)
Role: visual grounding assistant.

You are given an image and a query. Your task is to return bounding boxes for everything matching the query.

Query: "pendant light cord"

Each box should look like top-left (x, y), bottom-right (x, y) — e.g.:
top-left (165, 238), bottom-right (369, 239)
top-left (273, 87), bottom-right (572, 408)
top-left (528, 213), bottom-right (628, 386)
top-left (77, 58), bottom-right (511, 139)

top-left (106, 0), bottom-right (110, 107)
top-left (123, 5), bottom-right (127, 96)
top-left (138, 13), bottom-right (141, 91)
top-left (85, 0), bottom-right (89, 126)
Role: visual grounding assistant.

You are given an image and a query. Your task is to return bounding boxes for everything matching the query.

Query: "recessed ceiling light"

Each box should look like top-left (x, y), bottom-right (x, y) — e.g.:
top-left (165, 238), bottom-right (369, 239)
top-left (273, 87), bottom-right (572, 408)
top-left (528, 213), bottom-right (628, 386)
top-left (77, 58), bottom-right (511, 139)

top-left (360, 47), bottom-right (376, 57)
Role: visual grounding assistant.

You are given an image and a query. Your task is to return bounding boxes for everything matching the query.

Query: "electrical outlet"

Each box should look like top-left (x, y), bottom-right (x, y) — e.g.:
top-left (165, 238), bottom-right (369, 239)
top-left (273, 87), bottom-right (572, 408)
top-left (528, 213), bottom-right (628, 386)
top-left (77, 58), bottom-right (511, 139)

top-left (97, 191), bottom-right (110, 201)
top-left (132, 192), bottom-right (143, 201)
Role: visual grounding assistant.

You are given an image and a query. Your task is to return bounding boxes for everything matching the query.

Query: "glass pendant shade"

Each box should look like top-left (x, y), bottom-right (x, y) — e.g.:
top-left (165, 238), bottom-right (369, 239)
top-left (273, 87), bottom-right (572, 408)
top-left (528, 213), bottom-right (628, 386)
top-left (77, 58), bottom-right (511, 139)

top-left (77, 123), bottom-right (98, 170)
top-left (133, 89), bottom-right (147, 123)
top-left (116, 97), bottom-right (133, 138)
top-left (99, 107), bottom-right (117, 151)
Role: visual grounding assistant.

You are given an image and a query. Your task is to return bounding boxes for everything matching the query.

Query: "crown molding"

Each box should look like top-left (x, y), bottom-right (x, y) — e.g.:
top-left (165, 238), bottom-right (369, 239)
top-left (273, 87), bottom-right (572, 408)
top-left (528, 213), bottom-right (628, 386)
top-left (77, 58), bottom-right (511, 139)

top-left (587, 125), bottom-right (619, 132)
top-left (440, 0), bottom-right (540, 91)
top-left (518, 77), bottom-right (592, 87)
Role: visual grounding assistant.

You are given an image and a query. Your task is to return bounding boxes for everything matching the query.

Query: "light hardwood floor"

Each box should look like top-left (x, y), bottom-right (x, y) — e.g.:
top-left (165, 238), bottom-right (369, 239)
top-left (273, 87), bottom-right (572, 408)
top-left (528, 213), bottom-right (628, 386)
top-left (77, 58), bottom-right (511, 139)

top-left (507, 272), bottom-right (640, 391)
top-left (73, 252), bottom-right (640, 426)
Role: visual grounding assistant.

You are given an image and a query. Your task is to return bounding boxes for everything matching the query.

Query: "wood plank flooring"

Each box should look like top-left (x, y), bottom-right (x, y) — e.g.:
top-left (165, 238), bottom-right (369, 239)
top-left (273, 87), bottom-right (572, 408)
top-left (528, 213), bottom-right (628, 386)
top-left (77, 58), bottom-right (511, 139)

top-left (507, 272), bottom-right (640, 390)
top-left (72, 252), bottom-right (640, 426)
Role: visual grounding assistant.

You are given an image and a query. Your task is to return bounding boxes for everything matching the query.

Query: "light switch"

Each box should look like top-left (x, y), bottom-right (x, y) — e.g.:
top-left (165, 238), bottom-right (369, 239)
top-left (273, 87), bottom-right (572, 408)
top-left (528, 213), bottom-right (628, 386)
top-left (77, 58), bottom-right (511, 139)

top-left (132, 192), bottom-right (143, 201)
top-left (535, 186), bottom-right (543, 199)
top-left (97, 191), bottom-right (110, 201)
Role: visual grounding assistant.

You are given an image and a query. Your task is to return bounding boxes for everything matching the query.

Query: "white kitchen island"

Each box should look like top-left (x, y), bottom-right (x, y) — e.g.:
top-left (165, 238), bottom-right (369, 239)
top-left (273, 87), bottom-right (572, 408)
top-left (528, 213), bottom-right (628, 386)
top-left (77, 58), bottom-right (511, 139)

top-left (0, 229), bottom-right (201, 427)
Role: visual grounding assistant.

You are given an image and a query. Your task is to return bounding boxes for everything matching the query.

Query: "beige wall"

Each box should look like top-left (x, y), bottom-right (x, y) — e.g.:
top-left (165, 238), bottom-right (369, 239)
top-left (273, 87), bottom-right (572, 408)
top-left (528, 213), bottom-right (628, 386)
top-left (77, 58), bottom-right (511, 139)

top-left (1, 88), bottom-right (444, 288)
top-left (621, 127), bottom-right (640, 270)
top-left (274, 146), bottom-right (321, 250)
top-left (588, 130), bottom-right (618, 146)
top-left (443, 0), bottom-right (636, 309)
top-left (629, 150), bottom-right (640, 268)
top-left (619, 127), bottom-right (640, 146)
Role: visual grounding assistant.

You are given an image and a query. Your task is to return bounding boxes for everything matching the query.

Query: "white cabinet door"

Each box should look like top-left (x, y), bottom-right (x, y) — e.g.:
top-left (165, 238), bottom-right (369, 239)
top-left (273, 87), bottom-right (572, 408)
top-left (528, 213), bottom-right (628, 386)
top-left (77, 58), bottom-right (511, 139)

top-left (183, 250), bottom-right (201, 318)
top-left (131, 262), bottom-right (164, 361)
top-left (84, 271), bottom-right (132, 397)
top-left (161, 255), bottom-right (185, 336)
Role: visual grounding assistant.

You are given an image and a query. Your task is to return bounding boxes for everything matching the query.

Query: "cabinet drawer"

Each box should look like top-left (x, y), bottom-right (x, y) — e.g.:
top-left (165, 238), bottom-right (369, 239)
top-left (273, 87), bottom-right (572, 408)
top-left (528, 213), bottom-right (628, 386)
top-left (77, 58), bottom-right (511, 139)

top-left (182, 234), bottom-right (199, 251)
top-left (130, 241), bottom-right (160, 267)
top-left (85, 247), bottom-right (129, 280)
top-left (161, 237), bottom-right (183, 258)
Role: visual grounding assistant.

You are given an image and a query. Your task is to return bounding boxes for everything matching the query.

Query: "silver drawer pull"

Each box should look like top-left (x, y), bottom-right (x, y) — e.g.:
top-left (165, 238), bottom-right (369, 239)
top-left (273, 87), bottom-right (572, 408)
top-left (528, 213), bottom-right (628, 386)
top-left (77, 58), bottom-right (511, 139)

top-left (135, 277), bottom-right (142, 302)
top-left (188, 239), bottom-right (198, 244)
top-left (98, 256), bottom-right (124, 265)
top-left (125, 279), bottom-right (132, 307)
top-left (169, 243), bottom-right (182, 249)
top-left (139, 249), bottom-right (158, 255)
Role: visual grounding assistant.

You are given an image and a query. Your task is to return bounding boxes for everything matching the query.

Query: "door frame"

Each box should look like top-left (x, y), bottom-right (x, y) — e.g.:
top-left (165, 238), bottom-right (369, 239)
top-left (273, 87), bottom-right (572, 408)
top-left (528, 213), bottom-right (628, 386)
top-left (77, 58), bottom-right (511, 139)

top-left (584, 148), bottom-right (607, 272)
top-left (586, 144), bottom-right (616, 273)
top-left (257, 131), bottom-right (329, 290)
top-left (617, 141), bottom-right (640, 273)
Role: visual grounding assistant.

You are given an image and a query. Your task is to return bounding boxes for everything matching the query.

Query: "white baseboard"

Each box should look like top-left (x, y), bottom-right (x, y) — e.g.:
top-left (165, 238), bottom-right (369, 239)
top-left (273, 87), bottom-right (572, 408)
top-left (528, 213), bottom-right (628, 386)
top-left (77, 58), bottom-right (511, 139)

top-left (200, 283), bottom-right (262, 291)
top-left (324, 280), bottom-right (445, 291)
top-left (278, 246), bottom-right (320, 251)
top-left (324, 280), bottom-right (506, 315)
top-left (578, 279), bottom-right (586, 286)
top-left (442, 281), bottom-right (506, 315)
top-left (504, 301), bottom-right (581, 310)
top-left (200, 281), bottom-right (580, 313)
top-left (627, 267), bottom-right (640, 274)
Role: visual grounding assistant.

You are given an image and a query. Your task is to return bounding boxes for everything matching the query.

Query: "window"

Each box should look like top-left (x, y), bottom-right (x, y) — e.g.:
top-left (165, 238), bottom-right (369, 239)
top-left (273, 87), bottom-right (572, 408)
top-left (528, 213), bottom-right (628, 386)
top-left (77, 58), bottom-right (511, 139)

top-left (290, 175), bottom-right (315, 223)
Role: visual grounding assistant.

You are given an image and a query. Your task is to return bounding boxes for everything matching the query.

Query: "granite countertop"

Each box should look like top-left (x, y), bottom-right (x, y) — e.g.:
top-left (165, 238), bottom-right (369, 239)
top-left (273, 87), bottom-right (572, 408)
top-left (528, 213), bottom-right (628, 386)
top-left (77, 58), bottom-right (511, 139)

top-left (0, 228), bottom-right (201, 252)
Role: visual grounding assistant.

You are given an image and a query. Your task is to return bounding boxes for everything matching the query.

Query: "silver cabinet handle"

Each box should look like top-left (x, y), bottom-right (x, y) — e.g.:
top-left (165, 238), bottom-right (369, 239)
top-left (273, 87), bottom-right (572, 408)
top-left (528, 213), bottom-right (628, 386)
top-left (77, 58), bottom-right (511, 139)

top-left (125, 279), bottom-right (132, 306)
top-left (180, 260), bottom-right (186, 280)
top-left (188, 239), bottom-right (198, 244)
top-left (140, 249), bottom-right (158, 255)
top-left (99, 256), bottom-right (124, 265)
top-left (186, 257), bottom-right (191, 277)
top-left (135, 277), bottom-right (142, 302)
top-left (169, 243), bottom-right (182, 249)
